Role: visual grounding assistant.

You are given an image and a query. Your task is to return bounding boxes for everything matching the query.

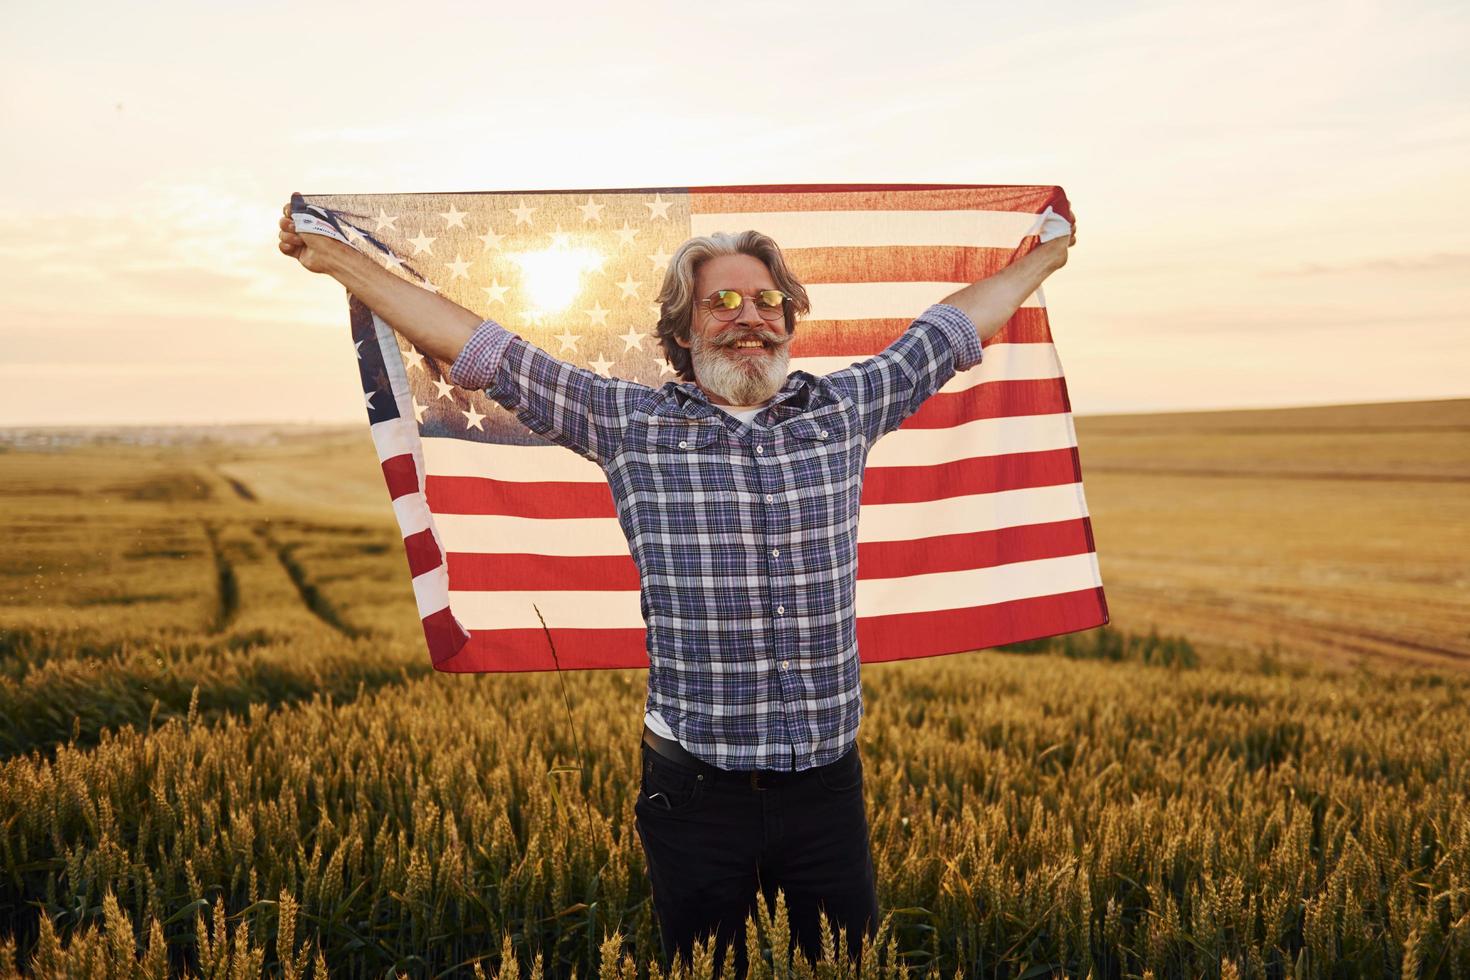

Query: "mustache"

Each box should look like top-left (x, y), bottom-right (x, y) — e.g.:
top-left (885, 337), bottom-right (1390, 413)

top-left (708, 327), bottom-right (791, 349)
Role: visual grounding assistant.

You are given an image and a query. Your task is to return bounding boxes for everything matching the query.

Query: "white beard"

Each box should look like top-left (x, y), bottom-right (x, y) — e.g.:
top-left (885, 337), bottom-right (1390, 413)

top-left (690, 331), bottom-right (791, 405)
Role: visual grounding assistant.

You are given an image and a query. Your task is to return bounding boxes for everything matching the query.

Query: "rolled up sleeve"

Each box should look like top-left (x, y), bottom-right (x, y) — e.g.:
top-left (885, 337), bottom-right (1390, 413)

top-left (448, 319), bottom-right (516, 390)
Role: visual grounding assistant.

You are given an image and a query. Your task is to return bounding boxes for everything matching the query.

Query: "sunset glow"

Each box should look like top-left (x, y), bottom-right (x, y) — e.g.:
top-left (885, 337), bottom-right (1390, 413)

top-left (1, 0), bottom-right (1465, 426)
top-left (510, 241), bottom-right (605, 318)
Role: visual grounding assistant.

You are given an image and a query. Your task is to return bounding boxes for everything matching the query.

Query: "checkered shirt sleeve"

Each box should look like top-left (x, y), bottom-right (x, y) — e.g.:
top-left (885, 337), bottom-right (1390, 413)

top-left (822, 303), bottom-right (982, 445)
top-left (449, 318), bottom-right (655, 464)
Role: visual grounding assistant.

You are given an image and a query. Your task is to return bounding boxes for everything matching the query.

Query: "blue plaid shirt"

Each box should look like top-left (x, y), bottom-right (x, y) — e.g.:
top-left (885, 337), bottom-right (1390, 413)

top-left (449, 304), bottom-right (982, 770)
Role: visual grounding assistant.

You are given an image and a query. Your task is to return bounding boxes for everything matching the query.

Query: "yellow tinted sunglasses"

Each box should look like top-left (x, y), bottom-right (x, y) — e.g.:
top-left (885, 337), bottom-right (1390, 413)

top-left (702, 289), bottom-right (788, 321)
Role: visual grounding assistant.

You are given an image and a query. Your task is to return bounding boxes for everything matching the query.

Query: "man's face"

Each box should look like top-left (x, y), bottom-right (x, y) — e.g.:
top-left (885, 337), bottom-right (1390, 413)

top-left (677, 253), bottom-right (793, 407)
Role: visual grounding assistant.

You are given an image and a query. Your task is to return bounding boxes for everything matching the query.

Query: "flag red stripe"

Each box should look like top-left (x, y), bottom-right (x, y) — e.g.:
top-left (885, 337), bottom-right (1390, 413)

top-left (422, 607), bottom-right (472, 666)
top-left (901, 378), bottom-right (1071, 430)
top-left (425, 444), bottom-right (1080, 518)
top-left (448, 552), bottom-right (641, 590)
top-left (382, 453), bottom-right (419, 500)
top-left (403, 528), bottom-right (443, 579)
top-left (857, 518), bottom-right (1095, 579)
top-left (861, 448), bottom-right (1081, 505)
top-left (855, 586), bottom-right (1109, 662)
top-left (689, 185), bottom-right (1062, 215)
top-left (427, 476), bottom-right (616, 517)
top-left (790, 308), bottom-right (1054, 357)
top-left (786, 246), bottom-right (1009, 284)
top-left (425, 584), bottom-right (1106, 673)
top-left (442, 514), bottom-right (1096, 592)
top-left (432, 627), bottom-right (650, 672)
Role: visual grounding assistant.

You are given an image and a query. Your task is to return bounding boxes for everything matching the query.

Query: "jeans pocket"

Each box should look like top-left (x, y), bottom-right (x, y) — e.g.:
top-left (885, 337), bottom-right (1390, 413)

top-left (639, 747), bottom-right (705, 812)
top-left (816, 745), bottom-right (863, 793)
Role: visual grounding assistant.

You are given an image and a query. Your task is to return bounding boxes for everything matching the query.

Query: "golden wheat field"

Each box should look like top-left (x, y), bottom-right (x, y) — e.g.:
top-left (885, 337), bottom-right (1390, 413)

top-left (1, 398), bottom-right (1467, 979)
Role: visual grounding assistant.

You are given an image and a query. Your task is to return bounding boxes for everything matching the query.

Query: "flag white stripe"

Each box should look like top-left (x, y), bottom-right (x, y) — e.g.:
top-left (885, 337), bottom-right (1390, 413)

top-left (689, 209), bottom-right (1042, 249)
top-left (421, 407), bottom-right (1076, 485)
top-left (794, 341), bottom-right (1065, 396)
top-left (433, 481), bottom-right (1088, 557)
top-left (446, 551), bottom-right (1100, 630)
top-left (421, 345), bottom-right (1069, 483)
top-left (410, 560), bottom-right (452, 619)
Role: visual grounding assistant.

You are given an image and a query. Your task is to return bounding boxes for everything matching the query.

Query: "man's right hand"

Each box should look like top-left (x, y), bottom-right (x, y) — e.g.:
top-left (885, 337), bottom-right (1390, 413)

top-left (277, 194), bottom-right (348, 275)
top-left (274, 192), bottom-right (485, 364)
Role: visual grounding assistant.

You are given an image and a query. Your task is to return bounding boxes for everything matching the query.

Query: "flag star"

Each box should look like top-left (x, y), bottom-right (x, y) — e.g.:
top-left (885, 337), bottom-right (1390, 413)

top-left (402, 347), bottom-right (425, 371)
top-left (446, 254), bottom-right (472, 279)
top-left (482, 279), bottom-right (510, 304)
top-left (617, 273), bottom-right (641, 300)
top-left (373, 208), bottom-right (398, 232)
top-left (440, 204), bottom-right (468, 229)
top-left (554, 329), bottom-right (580, 354)
top-left (382, 251), bottom-right (406, 273)
top-left (432, 378), bottom-right (455, 401)
top-left (549, 224), bottom-right (570, 248)
top-left (649, 247), bottom-right (672, 273)
top-left (614, 222), bottom-right (639, 247)
top-left (522, 309), bottom-right (545, 327)
top-left (478, 227), bottom-right (504, 251)
top-left (588, 354), bottom-right (614, 376)
top-left (648, 302), bottom-right (662, 321)
top-left (408, 230), bottom-right (436, 255)
top-left (585, 301), bottom-right (609, 326)
top-left (510, 199), bottom-right (536, 226)
top-left (354, 339), bottom-right (364, 360)
top-left (619, 326), bottom-right (647, 352)
top-left (412, 397), bottom-right (426, 423)
top-left (577, 196), bottom-right (605, 224)
top-left (418, 278), bottom-right (440, 295)
top-left (644, 193), bottom-right (672, 220)
top-left (658, 361), bottom-right (676, 377)
top-left (462, 404), bottom-right (486, 430)
top-left (364, 390), bottom-right (376, 409)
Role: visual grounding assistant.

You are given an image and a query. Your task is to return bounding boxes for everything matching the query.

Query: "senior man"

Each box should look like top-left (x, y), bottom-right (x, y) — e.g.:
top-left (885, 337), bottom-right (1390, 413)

top-left (278, 196), bottom-right (1075, 976)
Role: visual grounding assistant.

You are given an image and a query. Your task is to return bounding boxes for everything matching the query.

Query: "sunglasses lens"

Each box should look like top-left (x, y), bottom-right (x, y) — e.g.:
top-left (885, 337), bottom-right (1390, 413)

top-left (716, 290), bottom-right (742, 310)
top-left (758, 290), bottom-right (785, 311)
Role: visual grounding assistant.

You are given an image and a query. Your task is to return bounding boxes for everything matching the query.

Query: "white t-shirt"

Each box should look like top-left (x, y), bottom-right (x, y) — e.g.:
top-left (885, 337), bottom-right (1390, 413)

top-left (645, 397), bottom-right (771, 744)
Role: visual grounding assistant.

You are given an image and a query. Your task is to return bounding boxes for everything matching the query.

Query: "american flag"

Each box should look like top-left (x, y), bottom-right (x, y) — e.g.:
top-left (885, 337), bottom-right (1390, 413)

top-left (296, 184), bottom-right (1108, 672)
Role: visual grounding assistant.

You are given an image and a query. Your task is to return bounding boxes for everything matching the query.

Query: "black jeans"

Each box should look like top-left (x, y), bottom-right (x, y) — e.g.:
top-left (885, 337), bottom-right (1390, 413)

top-left (632, 739), bottom-right (880, 977)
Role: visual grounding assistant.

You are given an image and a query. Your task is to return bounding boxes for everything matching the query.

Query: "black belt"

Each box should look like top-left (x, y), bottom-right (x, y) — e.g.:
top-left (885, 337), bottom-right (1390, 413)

top-left (642, 724), bottom-right (824, 790)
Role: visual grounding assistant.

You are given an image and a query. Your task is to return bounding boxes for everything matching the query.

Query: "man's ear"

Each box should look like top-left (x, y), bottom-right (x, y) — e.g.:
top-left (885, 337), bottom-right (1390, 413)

top-left (675, 333), bottom-right (691, 350)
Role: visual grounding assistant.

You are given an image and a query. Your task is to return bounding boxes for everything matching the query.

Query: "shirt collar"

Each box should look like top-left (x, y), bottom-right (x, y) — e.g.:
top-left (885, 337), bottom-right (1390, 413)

top-left (664, 372), bottom-right (818, 418)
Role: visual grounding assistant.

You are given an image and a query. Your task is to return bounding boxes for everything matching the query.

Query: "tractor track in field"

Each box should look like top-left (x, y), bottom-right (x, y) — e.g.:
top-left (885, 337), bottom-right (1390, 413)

top-left (253, 524), bottom-right (362, 638)
top-left (201, 521), bottom-right (238, 634)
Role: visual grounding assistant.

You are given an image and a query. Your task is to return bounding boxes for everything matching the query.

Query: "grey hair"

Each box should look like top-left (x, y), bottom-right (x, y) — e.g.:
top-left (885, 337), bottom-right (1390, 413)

top-left (653, 230), bottom-right (811, 383)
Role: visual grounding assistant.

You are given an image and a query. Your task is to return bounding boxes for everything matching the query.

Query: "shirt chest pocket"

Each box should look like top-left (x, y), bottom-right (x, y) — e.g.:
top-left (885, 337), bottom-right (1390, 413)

top-left (784, 416), bottom-right (855, 492)
top-left (646, 422), bottom-right (739, 496)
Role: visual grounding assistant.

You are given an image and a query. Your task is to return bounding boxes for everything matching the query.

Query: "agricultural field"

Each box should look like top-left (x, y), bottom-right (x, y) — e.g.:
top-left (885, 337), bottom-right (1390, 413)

top-left (0, 399), bottom-right (1467, 978)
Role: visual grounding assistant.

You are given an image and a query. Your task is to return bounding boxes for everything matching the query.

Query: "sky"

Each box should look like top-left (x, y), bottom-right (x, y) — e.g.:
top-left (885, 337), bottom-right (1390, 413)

top-left (1, 0), bottom-right (1466, 425)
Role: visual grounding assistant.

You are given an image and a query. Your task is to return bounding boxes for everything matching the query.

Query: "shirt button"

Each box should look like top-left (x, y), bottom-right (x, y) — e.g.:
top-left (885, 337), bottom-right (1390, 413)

top-left (776, 605), bottom-right (785, 615)
top-left (764, 493), bottom-right (773, 503)
top-left (678, 440), bottom-right (687, 449)
top-left (820, 430), bottom-right (828, 438)
top-left (755, 445), bottom-right (764, 454)
top-left (781, 660), bottom-right (790, 669)
top-left (771, 548), bottom-right (780, 557)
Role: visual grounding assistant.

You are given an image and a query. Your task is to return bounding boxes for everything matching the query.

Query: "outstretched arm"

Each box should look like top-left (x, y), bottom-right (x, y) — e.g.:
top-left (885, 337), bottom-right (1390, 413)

top-left (277, 197), bottom-right (480, 363)
top-left (940, 224), bottom-right (1076, 343)
top-left (277, 195), bottom-right (651, 465)
top-left (824, 212), bottom-right (1077, 444)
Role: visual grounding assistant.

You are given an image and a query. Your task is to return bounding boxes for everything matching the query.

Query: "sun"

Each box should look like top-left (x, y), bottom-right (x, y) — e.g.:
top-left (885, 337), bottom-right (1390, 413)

top-left (509, 238), bottom-right (605, 318)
